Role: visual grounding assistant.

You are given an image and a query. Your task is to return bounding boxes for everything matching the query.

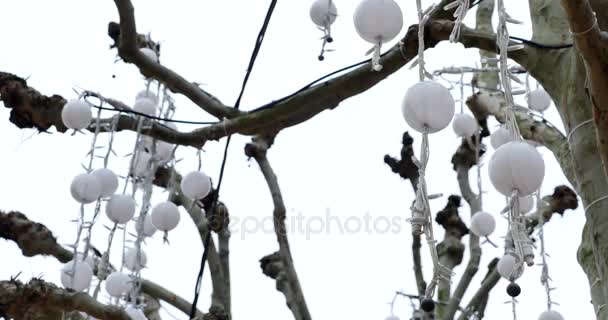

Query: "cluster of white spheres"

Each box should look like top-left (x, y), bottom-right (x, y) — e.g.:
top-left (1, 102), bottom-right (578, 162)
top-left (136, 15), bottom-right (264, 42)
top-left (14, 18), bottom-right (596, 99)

top-left (488, 141), bottom-right (545, 197)
top-left (497, 253), bottom-right (524, 281)
top-left (125, 306), bottom-right (148, 320)
top-left (519, 195), bottom-right (535, 213)
top-left (106, 194), bottom-right (136, 224)
top-left (469, 211), bottom-right (495, 237)
top-left (60, 260), bottom-right (93, 291)
top-left (105, 271), bottom-right (132, 297)
top-left (181, 171), bottom-right (212, 200)
top-left (452, 113), bottom-right (479, 137)
top-left (125, 247), bottom-right (147, 271)
top-left (71, 169), bottom-right (119, 204)
top-left (528, 88), bottom-right (552, 112)
top-left (402, 81), bottom-right (456, 133)
top-left (490, 126), bottom-right (512, 150)
top-left (62, 99), bottom-right (92, 130)
top-left (538, 310), bottom-right (564, 320)
top-left (309, 0), bottom-right (337, 28)
top-left (140, 47), bottom-right (158, 63)
top-left (151, 201), bottom-right (181, 232)
top-left (353, 0), bottom-right (403, 45)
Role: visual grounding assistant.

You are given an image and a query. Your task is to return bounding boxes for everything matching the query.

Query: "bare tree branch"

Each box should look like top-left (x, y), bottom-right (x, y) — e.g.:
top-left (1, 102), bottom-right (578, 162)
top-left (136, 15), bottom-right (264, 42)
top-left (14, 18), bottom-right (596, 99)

top-left (0, 278), bottom-right (131, 320)
top-left (141, 280), bottom-right (205, 319)
top-left (245, 135), bottom-right (311, 320)
top-left (457, 259), bottom-right (500, 320)
top-left (110, 1), bottom-right (238, 119)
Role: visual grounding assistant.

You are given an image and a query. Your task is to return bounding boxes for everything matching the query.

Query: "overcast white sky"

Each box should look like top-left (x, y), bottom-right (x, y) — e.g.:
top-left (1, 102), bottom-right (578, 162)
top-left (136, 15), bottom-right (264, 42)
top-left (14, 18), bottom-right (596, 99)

top-left (0, 0), bottom-right (592, 319)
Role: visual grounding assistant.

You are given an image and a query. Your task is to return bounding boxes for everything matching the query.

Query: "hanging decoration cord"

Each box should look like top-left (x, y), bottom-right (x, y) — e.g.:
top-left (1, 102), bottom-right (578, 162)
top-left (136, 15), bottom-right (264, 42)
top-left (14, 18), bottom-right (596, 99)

top-left (537, 189), bottom-right (556, 311)
top-left (444, 0), bottom-right (469, 42)
top-left (189, 1), bottom-right (278, 319)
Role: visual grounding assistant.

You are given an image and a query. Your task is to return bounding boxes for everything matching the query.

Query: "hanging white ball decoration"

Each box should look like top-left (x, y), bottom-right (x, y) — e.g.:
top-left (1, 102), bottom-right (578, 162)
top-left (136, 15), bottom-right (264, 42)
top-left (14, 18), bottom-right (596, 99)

top-left (452, 113), bottom-right (479, 137)
top-left (124, 247), bottom-right (147, 271)
top-left (135, 90), bottom-right (158, 105)
top-left (181, 171), bottom-right (212, 200)
top-left (310, 0), bottom-right (337, 28)
top-left (62, 99), bottom-right (92, 130)
top-left (70, 173), bottom-right (102, 204)
top-left (143, 214), bottom-right (157, 237)
top-left (497, 253), bottom-right (524, 280)
top-left (353, 0), bottom-right (403, 44)
top-left (151, 201), bottom-right (181, 232)
top-left (105, 271), bottom-right (132, 297)
top-left (490, 126), bottom-right (513, 150)
top-left (528, 88), bottom-right (552, 112)
top-left (385, 316), bottom-right (400, 320)
top-left (519, 195), bottom-right (535, 213)
top-left (133, 98), bottom-right (158, 117)
top-left (469, 211), bottom-right (496, 237)
top-left (402, 81), bottom-right (455, 133)
top-left (106, 194), bottom-right (136, 224)
top-left (92, 168), bottom-right (119, 198)
top-left (140, 48), bottom-right (158, 63)
top-left (60, 260), bottom-right (93, 291)
top-left (488, 141), bottom-right (545, 197)
top-left (125, 306), bottom-right (148, 320)
top-left (538, 310), bottom-right (564, 320)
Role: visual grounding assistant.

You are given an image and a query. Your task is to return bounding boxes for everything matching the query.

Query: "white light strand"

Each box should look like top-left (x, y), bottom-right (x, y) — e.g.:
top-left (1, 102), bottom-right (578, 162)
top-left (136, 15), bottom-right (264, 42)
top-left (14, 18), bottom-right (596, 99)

top-left (410, 129), bottom-right (453, 300)
top-left (414, 0), bottom-right (435, 81)
top-left (459, 72), bottom-right (465, 114)
top-left (537, 189), bottom-right (556, 311)
top-left (444, 0), bottom-right (470, 42)
top-left (317, 0), bottom-right (335, 60)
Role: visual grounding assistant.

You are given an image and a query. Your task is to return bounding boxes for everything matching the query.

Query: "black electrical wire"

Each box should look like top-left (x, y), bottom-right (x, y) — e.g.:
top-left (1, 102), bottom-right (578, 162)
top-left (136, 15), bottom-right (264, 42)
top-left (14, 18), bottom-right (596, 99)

top-left (188, 1), bottom-right (278, 319)
top-left (89, 104), bottom-right (218, 125)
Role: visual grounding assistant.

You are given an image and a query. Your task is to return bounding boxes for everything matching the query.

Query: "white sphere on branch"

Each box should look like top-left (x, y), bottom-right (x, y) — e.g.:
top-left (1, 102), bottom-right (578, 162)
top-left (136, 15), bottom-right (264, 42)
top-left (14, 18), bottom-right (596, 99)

top-left (488, 141), bottom-right (545, 197)
top-left (402, 81), bottom-right (455, 133)
top-left (353, 0), bottom-right (403, 44)
top-left (519, 195), bottom-right (535, 213)
top-left (70, 173), bottom-right (102, 204)
top-left (151, 201), bottom-right (181, 232)
top-left (105, 271), bottom-right (132, 297)
top-left (143, 214), bottom-right (157, 237)
top-left (497, 253), bottom-right (524, 280)
top-left (452, 113), bottom-right (479, 137)
top-left (136, 90), bottom-right (158, 105)
top-left (60, 260), bottom-right (93, 292)
top-left (310, 0), bottom-right (337, 27)
top-left (538, 310), bottom-right (564, 320)
top-left (106, 194), bottom-right (136, 224)
top-left (92, 168), bottom-right (118, 198)
top-left (140, 48), bottom-right (158, 62)
top-left (469, 211), bottom-right (496, 237)
top-left (181, 171), bottom-right (212, 200)
top-left (528, 88), bottom-right (552, 112)
top-left (62, 99), bottom-right (92, 130)
top-left (124, 247), bottom-right (147, 271)
top-left (490, 126), bottom-right (513, 149)
top-left (133, 98), bottom-right (158, 117)
top-left (125, 306), bottom-right (148, 320)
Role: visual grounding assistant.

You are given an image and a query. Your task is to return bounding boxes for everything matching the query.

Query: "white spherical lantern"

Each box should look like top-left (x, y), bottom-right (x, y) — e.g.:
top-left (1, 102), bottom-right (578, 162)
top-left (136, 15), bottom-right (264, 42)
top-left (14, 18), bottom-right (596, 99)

top-left (106, 194), bottom-right (136, 224)
top-left (310, 0), bottom-right (337, 28)
top-left (71, 173), bottom-right (102, 204)
top-left (124, 247), bottom-right (147, 271)
top-left (92, 168), bottom-right (119, 198)
top-left (133, 98), bottom-right (158, 117)
top-left (140, 48), bottom-right (158, 63)
top-left (488, 141), bottom-right (545, 197)
top-left (62, 99), bottom-right (92, 130)
top-left (518, 195), bottom-right (535, 213)
top-left (151, 201), bottom-right (181, 232)
top-left (136, 90), bottom-right (158, 105)
top-left (538, 310), bottom-right (564, 320)
top-left (497, 254), bottom-right (523, 280)
top-left (181, 171), bottom-right (212, 200)
top-left (469, 211), bottom-right (496, 237)
top-left (60, 260), bottom-right (93, 291)
top-left (143, 214), bottom-right (157, 237)
top-left (385, 316), bottom-right (400, 320)
top-left (528, 88), bottom-right (552, 112)
top-left (125, 306), bottom-right (148, 320)
top-left (402, 81), bottom-right (455, 133)
top-left (105, 271), bottom-right (132, 297)
top-left (353, 0), bottom-right (403, 44)
top-left (490, 126), bottom-right (513, 150)
top-left (452, 113), bottom-right (479, 137)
